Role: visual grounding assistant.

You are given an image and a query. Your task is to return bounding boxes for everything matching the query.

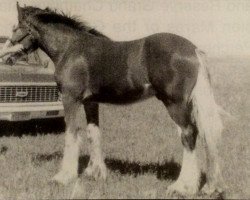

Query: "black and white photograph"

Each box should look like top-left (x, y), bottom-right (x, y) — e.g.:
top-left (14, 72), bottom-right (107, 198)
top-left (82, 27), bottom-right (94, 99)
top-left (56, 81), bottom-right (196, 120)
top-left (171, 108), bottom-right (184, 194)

top-left (0, 0), bottom-right (249, 199)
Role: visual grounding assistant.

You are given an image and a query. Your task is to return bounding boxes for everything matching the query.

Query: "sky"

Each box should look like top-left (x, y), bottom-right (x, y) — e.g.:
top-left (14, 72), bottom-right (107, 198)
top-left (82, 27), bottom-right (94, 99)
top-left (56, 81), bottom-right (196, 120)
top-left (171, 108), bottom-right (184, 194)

top-left (0, 0), bottom-right (249, 57)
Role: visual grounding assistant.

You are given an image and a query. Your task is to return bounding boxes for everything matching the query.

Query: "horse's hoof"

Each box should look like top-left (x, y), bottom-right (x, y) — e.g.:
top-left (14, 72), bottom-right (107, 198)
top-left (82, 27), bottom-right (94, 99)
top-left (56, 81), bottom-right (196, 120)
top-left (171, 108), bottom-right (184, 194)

top-left (51, 171), bottom-right (77, 185)
top-left (201, 183), bottom-right (225, 196)
top-left (84, 162), bottom-right (107, 181)
top-left (166, 180), bottom-right (198, 197)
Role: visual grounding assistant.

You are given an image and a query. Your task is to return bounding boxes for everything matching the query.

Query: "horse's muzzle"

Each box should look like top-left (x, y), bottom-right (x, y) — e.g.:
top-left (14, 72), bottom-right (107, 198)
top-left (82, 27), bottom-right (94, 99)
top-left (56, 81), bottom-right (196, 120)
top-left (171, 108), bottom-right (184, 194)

top-left (5, 56), bottom-right (17, 66)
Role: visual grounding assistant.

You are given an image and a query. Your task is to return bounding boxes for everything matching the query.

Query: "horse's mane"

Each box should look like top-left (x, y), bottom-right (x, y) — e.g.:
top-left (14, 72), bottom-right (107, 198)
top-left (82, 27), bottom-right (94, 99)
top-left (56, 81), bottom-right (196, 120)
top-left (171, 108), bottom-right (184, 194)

top-left (23, 6), bottom-right (109, 39)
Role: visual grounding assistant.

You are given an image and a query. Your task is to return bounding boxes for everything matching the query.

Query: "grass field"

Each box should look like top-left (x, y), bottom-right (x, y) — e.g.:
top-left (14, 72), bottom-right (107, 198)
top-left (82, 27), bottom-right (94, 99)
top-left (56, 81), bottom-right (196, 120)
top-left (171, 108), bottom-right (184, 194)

top-left (0, 57), bottom-right (249, 199)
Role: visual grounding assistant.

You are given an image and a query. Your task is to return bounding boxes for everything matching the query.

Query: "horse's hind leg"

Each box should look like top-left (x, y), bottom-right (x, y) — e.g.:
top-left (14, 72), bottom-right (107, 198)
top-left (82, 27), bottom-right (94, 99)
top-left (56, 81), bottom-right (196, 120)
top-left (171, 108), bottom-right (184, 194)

top-left (84, 102), bottom-right (107, 180)
top-left (202, 126), bottom-right (226, 195)
top-left (164, 102), bottom-right (201, 195)
top-left (52, 94), bottom-right (83, 184)
top-left (202, 140), bottom-right (225, 195)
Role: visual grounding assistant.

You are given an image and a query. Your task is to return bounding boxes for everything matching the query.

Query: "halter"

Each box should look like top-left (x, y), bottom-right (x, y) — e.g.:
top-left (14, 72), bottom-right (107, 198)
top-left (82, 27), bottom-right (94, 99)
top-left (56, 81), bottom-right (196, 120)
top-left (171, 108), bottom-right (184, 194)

top-left (9, 25), bottom-right (31, 45)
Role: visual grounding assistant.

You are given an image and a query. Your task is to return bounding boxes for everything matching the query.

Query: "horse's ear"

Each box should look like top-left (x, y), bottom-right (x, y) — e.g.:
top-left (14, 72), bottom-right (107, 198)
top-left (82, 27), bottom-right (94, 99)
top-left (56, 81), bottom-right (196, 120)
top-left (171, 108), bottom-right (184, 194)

top-left (17, 2), bottom-right (24, 21)
top-left (44, 7), bottom-right (50, 12)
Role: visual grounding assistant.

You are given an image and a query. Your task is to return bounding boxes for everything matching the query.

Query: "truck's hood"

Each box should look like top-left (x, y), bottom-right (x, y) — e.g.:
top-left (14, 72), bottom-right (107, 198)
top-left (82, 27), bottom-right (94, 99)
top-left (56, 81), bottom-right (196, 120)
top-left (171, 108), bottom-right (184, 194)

top-left (0, 62), bottom-right (55, 82)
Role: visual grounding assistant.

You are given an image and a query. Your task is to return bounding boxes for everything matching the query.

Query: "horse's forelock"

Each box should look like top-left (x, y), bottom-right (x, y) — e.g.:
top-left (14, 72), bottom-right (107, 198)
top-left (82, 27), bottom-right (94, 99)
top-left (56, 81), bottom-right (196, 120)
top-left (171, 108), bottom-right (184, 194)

top-left (22, 6), bottom-right (44, 17)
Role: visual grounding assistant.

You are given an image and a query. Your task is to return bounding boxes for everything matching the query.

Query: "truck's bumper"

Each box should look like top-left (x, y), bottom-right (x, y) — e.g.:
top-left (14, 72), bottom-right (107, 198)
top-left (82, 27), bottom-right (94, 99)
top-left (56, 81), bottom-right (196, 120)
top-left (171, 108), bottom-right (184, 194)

top-left (0, 102), bottom-right (64, 121)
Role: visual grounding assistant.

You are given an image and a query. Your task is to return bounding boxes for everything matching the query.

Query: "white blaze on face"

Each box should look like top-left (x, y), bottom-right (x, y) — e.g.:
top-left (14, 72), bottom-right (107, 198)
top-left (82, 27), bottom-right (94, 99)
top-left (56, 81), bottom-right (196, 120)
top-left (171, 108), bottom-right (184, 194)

top-left (0, 43), bottom-right (24, 58)
top-left (2, 39), bottom-right (12, 50)
top-left (9, 44), bottom-right (24, 53)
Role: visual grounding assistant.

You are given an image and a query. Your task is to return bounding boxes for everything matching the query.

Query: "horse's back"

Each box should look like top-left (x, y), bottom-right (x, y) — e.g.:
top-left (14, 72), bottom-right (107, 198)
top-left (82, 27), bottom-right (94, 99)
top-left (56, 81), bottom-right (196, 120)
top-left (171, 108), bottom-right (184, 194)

top-left (145, 33), bottom-right (197, 54)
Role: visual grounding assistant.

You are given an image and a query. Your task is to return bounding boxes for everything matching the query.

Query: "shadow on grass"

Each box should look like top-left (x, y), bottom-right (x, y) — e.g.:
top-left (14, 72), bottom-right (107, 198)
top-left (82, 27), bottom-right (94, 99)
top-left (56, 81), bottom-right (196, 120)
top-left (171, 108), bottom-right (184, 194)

top-left (28, 151), bottom-right (225, 199)
top-left (31, 151), bottom-right (63, 166)
top-left (109, 157), bottom-right (180, 180)
top-left (0, 118), bottom-right (65, 137)
top-left (32, 152), bottom-right (207, 186)
top-left (31, 152), bottom-right (181, 181)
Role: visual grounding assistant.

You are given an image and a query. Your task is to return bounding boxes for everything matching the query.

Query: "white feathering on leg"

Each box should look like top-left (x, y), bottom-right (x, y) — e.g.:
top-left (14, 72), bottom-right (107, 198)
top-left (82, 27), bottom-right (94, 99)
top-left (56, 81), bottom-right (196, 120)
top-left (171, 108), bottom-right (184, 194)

top-left (61, 128), bottom-right (81, 174)
top-left (52, 128), bottom-right (81, 184)
top-left (85, 124), bottom-right (107, 180)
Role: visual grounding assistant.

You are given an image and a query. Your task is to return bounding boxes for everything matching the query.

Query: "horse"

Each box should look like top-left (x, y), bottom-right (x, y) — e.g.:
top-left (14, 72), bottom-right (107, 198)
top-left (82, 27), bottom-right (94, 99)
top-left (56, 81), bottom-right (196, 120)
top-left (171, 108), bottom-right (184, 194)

top-left (7, 3), bottom-right (226, 196)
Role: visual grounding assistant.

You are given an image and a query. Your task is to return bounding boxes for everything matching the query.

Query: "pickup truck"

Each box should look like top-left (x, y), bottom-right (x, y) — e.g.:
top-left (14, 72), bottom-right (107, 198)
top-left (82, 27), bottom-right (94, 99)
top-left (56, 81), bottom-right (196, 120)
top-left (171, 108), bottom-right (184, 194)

top-left (0, 36), bottom-right (64, 121)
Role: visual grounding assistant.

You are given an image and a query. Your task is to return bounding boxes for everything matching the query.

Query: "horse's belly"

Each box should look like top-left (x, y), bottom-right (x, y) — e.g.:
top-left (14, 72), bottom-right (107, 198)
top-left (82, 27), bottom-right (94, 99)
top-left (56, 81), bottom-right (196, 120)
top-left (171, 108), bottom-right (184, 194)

top-left (93, 84), bottom-right (155, 104)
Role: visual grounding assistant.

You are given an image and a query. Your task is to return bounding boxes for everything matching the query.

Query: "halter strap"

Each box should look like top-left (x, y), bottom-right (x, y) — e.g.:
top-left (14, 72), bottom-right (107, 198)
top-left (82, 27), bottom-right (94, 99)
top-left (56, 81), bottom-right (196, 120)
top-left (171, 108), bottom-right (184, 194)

top-left (9, 32), bottom-right (30, 45)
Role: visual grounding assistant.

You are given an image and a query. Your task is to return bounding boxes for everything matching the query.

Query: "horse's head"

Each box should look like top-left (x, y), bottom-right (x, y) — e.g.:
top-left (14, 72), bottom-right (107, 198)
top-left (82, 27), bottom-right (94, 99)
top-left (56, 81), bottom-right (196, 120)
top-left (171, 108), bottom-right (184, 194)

top-left (5, 3), bottom-right (110, 65)
top-left (5, 3), bottom-right (40, 65)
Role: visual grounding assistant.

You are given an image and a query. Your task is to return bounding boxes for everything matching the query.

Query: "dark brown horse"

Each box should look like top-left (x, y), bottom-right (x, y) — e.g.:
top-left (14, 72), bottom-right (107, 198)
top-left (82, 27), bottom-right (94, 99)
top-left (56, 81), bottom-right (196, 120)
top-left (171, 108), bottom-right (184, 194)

top-left (6, 3), bottom-right (226, 196)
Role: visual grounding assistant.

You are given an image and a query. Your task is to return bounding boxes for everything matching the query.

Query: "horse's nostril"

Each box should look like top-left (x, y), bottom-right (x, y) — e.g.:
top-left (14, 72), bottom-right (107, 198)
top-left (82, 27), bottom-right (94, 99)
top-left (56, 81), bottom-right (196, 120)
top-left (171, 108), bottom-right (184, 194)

top-left (5, 57), bottom-right (16, 66)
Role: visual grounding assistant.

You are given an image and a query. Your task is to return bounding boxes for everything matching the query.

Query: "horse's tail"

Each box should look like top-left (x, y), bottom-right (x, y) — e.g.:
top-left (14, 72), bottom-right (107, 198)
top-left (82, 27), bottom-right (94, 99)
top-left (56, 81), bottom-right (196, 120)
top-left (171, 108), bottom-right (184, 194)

top-left (188, 49), bottom-right (226, 190)
top-left (190, 49), bottom-right (223, 148)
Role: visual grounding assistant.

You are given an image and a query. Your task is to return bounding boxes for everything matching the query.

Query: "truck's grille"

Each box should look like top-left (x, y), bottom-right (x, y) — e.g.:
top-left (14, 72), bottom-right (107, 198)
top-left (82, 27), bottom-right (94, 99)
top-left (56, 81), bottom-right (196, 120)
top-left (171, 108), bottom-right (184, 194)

top-left (0, 85), bottom-right (59, 103)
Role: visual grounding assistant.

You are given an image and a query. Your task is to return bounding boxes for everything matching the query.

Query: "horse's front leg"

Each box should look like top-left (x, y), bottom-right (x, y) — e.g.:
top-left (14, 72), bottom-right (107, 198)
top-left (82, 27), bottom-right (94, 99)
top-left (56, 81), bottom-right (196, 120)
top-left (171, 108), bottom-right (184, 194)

top-left (84, 102), bottom-right (107, 180)
top-left (52, 94), bottom-right (82, 184)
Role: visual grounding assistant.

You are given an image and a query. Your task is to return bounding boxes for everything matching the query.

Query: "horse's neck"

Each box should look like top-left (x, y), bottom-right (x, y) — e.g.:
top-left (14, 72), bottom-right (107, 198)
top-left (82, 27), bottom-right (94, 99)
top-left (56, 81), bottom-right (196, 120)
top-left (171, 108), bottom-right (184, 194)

top-left (37, 30), bottom-right (73, 65)
top-left (38, 29), bottom-right (107, 66)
